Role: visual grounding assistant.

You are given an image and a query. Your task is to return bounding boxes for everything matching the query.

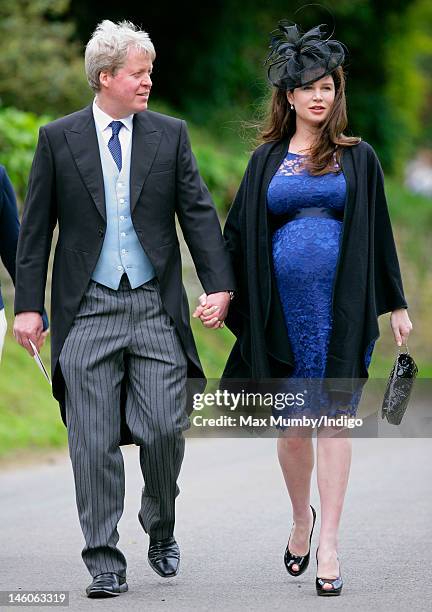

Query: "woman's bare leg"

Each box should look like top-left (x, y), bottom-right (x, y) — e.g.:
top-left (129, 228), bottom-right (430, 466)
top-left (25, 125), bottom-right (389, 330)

top-left (277, 427), bottom-right (314, 572)
top-left (316, 427), bottom-right (351, 590)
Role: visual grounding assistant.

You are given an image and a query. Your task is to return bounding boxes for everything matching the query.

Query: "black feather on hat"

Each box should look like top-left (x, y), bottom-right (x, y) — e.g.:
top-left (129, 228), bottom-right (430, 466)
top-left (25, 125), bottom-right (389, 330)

top-left (265, 20), bottom-right (346, 90)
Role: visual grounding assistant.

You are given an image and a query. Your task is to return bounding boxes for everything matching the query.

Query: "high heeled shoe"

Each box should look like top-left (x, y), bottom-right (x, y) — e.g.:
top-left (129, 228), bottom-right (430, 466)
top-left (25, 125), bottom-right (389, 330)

top-left (284, 505), bottom-right (316, 576)
top-left (315, 547), bottom-right (343, 596)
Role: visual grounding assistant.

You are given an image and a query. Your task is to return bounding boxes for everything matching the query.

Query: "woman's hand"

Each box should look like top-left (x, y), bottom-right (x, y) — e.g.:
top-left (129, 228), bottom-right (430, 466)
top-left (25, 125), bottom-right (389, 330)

top-left (390, 308), bottom-right (413, 346)
top-left (192, 292), bottom-right (230, 329)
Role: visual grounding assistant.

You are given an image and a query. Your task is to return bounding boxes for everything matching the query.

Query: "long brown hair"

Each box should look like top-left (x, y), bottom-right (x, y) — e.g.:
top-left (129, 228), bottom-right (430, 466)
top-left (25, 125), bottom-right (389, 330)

top-left (258, 67), bottom-right (360, 174)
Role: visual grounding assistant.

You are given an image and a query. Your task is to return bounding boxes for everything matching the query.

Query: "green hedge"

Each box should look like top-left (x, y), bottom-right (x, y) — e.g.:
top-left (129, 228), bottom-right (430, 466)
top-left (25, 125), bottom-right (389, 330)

top-left (0, 107), bottom-right (52, 203)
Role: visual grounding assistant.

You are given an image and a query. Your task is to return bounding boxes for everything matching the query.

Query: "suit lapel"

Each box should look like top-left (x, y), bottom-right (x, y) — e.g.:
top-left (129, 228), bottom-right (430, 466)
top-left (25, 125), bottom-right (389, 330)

top-left (130, 112), bottom-right (162, 212)
top-left (64, 105), bottom-right (106, 220)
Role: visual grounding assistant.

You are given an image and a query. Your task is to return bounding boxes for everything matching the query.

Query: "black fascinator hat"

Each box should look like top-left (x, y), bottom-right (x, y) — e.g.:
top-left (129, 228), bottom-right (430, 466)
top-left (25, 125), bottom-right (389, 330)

top-left (265, 20), bottom-right (346, 90)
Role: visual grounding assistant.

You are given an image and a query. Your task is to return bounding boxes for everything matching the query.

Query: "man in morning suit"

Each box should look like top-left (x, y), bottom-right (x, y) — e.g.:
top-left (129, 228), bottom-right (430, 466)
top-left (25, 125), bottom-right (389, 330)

top-left (13, 20), bottom-right (235, 598)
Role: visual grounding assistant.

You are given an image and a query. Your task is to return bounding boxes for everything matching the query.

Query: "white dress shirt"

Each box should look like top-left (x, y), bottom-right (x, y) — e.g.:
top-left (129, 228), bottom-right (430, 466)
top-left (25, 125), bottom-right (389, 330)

top-left (92, 99), bottom-right (134, 157)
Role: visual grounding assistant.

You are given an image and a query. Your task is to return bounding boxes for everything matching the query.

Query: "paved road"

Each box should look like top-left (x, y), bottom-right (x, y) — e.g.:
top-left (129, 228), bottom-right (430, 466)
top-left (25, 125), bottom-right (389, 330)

top-left (0, 437), bottom-right (431, 611)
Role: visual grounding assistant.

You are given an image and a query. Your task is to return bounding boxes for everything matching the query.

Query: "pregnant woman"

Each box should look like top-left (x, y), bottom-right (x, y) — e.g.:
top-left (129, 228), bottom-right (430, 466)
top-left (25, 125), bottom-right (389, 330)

top-left (196, 20), bottom-right (413, 596)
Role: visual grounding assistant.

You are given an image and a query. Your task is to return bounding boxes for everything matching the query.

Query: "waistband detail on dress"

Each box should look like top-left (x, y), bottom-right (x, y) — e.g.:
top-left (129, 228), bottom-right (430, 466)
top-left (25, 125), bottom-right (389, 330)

top-left (271, 206), bottom-right (344, 231)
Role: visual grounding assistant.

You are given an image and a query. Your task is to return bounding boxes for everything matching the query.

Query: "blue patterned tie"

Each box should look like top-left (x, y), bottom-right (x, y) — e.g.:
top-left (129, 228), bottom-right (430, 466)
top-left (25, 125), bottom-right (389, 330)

top-left (108, 121), bottom-right (123, 171)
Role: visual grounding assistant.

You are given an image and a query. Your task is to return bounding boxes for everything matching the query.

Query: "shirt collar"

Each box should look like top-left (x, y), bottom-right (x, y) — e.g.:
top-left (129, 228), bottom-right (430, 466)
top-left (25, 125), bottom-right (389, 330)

top-left (92, 99), bottom-right (134, 133)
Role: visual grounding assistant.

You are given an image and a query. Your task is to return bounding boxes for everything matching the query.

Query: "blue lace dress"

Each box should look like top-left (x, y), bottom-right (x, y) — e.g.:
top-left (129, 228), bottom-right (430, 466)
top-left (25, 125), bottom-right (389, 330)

top-left (267, 152), bottom-right (374, 417)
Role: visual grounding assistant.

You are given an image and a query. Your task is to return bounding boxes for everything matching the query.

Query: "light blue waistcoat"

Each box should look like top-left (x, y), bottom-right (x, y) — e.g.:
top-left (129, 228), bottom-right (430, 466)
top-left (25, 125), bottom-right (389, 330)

top-left (91, 126), bottom-right (155, 290)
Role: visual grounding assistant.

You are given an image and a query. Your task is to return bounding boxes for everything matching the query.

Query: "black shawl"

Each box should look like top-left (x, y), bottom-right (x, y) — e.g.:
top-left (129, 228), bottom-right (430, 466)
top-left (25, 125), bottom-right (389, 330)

top-left (222, 138), bottom-right (407, 393)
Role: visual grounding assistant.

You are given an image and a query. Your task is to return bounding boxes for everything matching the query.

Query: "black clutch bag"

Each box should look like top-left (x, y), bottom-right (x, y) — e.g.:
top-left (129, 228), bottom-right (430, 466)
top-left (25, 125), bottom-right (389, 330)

top-left (381, 345), bottom-right (418, 425)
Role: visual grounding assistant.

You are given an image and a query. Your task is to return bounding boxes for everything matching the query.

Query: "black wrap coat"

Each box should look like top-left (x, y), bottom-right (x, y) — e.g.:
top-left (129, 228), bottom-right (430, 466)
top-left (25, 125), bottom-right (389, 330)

top-left (222, 138), bottom-right (407, 394)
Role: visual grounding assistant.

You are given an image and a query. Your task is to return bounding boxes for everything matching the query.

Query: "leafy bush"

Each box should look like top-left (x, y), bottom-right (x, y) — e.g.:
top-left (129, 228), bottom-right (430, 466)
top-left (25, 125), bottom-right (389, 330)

top-left (0, 107), bottom-right (52, 204)
top-left (0, 0), bottom-right (91, 116)
top-left (191, 141), bottom-right (248, 212)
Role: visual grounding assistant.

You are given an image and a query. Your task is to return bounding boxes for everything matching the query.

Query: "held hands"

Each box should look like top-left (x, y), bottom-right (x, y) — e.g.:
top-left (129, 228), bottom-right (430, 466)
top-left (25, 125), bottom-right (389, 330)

top-left (390, 308), bottom-right (413, 347)
top-left (192, 292), bottom-right (231, 330)
top-left (13, 312), bottom-right (48, 356)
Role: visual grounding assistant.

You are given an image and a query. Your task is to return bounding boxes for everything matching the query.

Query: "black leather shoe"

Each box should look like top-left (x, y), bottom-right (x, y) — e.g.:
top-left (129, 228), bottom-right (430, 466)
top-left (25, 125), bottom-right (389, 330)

top-left (315, 547), bottom-right (343, 596)
top-left (284, 505), bottom-right (316, 576)
top-left (148, 536), bottom-right (180, 577)
top-left (86, 573), bottom-right (128, 598)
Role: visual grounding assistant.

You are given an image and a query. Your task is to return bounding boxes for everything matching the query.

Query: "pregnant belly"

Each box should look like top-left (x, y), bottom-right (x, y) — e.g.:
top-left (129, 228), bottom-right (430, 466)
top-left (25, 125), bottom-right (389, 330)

top-left (272, 218), bottom-right (342, 283)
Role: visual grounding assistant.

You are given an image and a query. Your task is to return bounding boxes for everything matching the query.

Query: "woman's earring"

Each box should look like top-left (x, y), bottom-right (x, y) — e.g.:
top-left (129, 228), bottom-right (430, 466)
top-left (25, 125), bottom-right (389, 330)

top-left (290, 104), bottom-right (295, 111)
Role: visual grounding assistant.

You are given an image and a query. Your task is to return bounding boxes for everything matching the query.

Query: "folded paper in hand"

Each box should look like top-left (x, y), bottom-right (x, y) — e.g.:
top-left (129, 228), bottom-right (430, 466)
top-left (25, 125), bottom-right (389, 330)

top-left (29, 339), bottom-right (52, 385)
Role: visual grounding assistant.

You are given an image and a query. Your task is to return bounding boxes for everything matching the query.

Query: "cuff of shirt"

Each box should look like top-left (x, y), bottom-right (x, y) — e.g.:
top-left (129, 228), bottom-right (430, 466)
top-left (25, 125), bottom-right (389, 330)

top-left (42, 311), bottom-right (49, 331)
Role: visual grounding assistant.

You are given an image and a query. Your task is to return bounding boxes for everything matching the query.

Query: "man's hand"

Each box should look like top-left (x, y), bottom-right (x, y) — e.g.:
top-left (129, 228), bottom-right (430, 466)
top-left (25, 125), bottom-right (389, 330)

top-left (390, 308), bottom-right (413, 347)
top-left (192, 292), bottom-right (231, 329)
top-left (13, 312), bottom-right (46, 355)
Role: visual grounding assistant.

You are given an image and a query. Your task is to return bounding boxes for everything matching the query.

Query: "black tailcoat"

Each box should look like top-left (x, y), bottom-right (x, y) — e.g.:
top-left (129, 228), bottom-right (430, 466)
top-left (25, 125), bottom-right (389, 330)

top-left (15, 105), bottom-right (235, 442)
top-left (222, 138), bottom-right (407, 392)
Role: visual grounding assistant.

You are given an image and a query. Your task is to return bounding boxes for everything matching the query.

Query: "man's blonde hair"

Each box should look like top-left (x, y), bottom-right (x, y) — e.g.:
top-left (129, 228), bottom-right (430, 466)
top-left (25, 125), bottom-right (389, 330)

top-left (85, 20), bottom-right (155, 93)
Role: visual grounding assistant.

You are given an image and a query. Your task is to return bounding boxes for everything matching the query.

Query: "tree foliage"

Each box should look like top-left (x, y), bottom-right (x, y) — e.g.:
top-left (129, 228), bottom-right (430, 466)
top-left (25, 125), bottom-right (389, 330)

top-left (384, 0), bottom-right (432, 173)
top-left (0, 0), bottom-right (430, 173)
top-left (0, 107), bottom-right (52, 203)
top-left (70, 0), bottom-right (431, 171)
top-left (0, 0), bottom-right (91, 116)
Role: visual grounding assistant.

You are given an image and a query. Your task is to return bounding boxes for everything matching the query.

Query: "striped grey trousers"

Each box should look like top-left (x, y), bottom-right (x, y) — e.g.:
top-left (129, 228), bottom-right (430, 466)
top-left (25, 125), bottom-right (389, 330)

top-left (59, 275), bottom-right (189, 578)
